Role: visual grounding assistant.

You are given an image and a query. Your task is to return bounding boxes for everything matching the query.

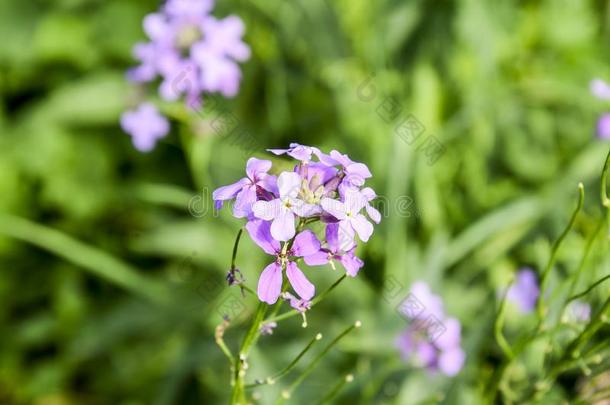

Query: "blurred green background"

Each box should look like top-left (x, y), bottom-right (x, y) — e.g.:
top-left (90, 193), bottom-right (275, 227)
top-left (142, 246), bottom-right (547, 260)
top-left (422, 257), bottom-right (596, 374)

top-left (1, 0), bottom-right (610, 404)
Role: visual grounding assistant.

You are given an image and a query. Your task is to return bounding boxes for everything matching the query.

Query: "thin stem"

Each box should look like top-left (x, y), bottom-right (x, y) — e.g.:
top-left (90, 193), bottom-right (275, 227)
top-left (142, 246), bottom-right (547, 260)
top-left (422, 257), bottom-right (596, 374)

top-left (231, 228), bottom-right (244, 269)
top-left (245, 332), bottom-right (323, 388)
top-left (601, 148), bottom-right (610, 208)
top-left (230, 302), bottom-right (267, 404)
top-left (536, 183), bottom-right (585, 321)
top-left (265, 274), bottom-right (347, 324)
top-left (215, 317), bottom-right (234, 363)
top-left (567, 274), bottom-right (610, 304)
top-left (563, 220), bottom-right (603, 308)
top-left (276, 321), bottom-right (361, 404)
top-left (494, 281), bottom-right (515, 360)
top-left (314, 374), bottom-right (354, 405)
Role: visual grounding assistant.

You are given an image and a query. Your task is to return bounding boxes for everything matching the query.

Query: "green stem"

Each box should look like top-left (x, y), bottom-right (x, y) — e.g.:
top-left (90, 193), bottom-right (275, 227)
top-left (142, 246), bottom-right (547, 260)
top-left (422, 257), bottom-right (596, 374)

top-left (230, 302), bottom-right (267, 404)
top-left (275, 321), bottom-right (361, 404)
top-left (245, 332), bottom-right (323, 388)
top-left (601, 148), bottom-right (610, 208)
top-left (567, 274), bottom-right (610, 304)
top-left (314, 374), bottom-right (354, 405)
top-left (231, 228), bottom-right (244, 270)
top-left (494, 281), bottom-right (514, 360)
top-left (536, 183), bottom-right (584, 321)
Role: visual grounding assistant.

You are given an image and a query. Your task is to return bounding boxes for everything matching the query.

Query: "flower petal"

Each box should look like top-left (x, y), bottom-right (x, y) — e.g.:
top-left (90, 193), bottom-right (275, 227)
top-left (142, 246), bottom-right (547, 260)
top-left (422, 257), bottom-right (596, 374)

top-left (252, 199), bottom-right (281, 221)
top-left (291, 230), bottom-right (321, 257)
top-left (245, 219), bottom-right (280, 255)
top-left (351, 214), bottom-right (373, 242)
top-left (336, 221), bottom-right (356, 251)
top-left (304, 251), bottom-right (330, 266)
top-left (233, 185), bottom-right (257, 218)
top-left (291, 199), bottom-right (321, 217)
top-left (438, 347), bottom-right (465, 376)
top-left (246, 157), bottom-right (272, 180)
top-left (213, 178), bottom-right (248, 202)
top-left (278, 172), bottom-right (302, 199)
top-left (320, 198), bottom-right (347, 220)
top-left (270, 209), bottom-right (295, 241)
top-left (340, 250), bottom-right (364, 277)
top-left (366, 204), bottom-right (382, 224)
top-left (286, 262), bottom-right (315, 300)
top-left (257, 262), bottom-right (283, 304)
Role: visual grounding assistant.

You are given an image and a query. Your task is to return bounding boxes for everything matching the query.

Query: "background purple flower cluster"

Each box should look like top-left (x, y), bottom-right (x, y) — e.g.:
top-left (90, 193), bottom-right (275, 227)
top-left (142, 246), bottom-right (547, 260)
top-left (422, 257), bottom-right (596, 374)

top-left (121, 0), bottom-right (250, 152)
top-left (395, 281), bottom-right (466, 377)
top-left (213, 144), bottom-right (381, 307)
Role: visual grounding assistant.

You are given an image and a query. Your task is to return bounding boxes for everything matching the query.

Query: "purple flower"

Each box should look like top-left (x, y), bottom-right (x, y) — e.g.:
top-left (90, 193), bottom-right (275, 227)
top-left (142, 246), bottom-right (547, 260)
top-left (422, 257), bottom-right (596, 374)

top-left (252, 172), bottom-right (319, 241)
top-left (216, 144), bottom-right (380, 307)
top-left (120, 103), bottom-right (169, 152)
top-left (320, 189), bottom-right (374, 248)
top-left (395, 282), bottom-right (465, 377)
top-left (591, 78), bottom-right (610, 100)
top-left (304, 223), bottom-right (364, 277)
top-left (213, 158), bottom-right (277, 217)
top-left (506, 268), bottom-right (540, 314)
top-left (246, 220), bottom-right (320, 304)
top-left (123, 0), bottom-right (250, 151)
top-left (596, 114), bottom-right (610, 140)
top-left (268, 143), bottom-right (322, 163)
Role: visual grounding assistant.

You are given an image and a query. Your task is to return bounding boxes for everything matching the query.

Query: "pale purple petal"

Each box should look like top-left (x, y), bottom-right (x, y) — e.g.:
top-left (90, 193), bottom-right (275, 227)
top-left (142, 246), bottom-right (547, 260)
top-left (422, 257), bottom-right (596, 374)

top-left (233, 185), bottom-right (257, 218)
top-left (212, 178), bottom-right (248, 202)
top-left (291, 200), bottom-right (321, 217)
top-left (350, 214), bottom-right (373, 242)
top-left (438, 347), bottom-right (465, 376)
top-left (320, 198), bottom-right (347, 220)
top-left (366, 204), bottom-right (381, 224)
top-left (278, 172), bottom-right (302, 199)
top-left (246, 157), bottom-right (272, 181)
top-left (257, 262), bottom-right (283, 304)
top-left (435, 318), bottom-right (461, 350)
top-left (340, 250), bottom-right (364, 277)
top-left (286, 261), bottom-right (315, 300)
top-left (344, 189), bottom-right (367, 214)
top-left (304, 251), bottom-right (330, 266)
top-left (252, 199), bottom-right (282, 221)
top-left (245, 219), bottom-right (280, 255)
top-left (291, 230), bottom-right (321, 257)
top-left (325, 223), bottom-right (340, 253)
top-left (271, 209), bottom-right (295, 241)
top-left (336, 221), bottom-right (356, 251)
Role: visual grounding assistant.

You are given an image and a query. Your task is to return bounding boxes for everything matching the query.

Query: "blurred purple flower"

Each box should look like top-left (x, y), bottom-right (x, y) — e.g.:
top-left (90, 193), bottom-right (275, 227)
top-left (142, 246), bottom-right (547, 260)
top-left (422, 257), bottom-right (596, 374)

top-left (120, 103), bottom-right (169, 152)
top-left (259, 321), bottom-right (277, 336)
top-left (590, 78), bottom-right (610, 100)
top-left (506, 268), bottom-right (540, 314)
top-left (565, 300), bottom-right (591, 323)
top-left (395, 282), bottom-right (465, 377)
top-left (123, 0), bottom-right (250, 151)
top-left (596, 114), bottom-right (610, 140)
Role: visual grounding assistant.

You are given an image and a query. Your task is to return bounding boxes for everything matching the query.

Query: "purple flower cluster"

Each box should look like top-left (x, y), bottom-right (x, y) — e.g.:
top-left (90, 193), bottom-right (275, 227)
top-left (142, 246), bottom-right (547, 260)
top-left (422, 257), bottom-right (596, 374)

top-left (213, 144), bottom-right (380, 309)
top-left (395, 282), bottom-right (465, 377)
top-left (121, 0), bottom-right (250, 152)
top-left (590, 78), bottom-right (610, 140)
